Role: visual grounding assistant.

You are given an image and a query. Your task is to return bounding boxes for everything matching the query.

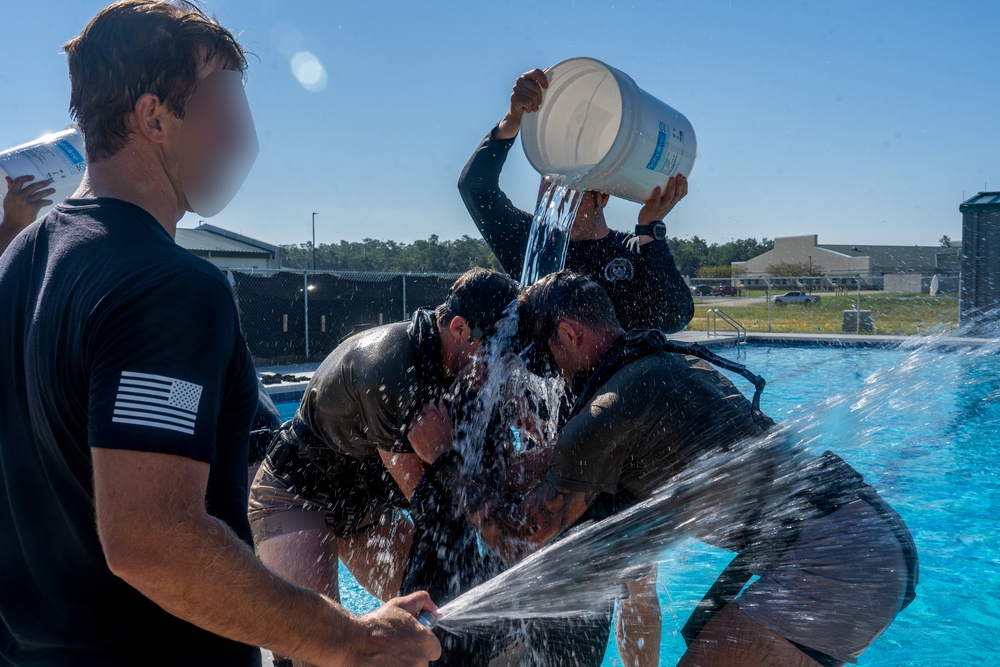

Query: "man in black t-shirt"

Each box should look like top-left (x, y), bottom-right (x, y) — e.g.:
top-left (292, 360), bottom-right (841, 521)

top-left (0, 3), bottom-right (438, 666)
top-left (458, 68), bottom-right (694, 335)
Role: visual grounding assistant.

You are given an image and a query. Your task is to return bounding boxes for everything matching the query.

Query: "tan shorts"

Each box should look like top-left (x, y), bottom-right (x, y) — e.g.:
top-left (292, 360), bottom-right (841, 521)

top-left (736, 499), bottom-right (912, 664)
top-left (247, 459), bottom-right (395, 546)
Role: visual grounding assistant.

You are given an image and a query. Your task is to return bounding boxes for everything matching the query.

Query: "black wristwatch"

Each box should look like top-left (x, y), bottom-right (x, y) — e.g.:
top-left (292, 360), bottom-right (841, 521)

top-left (635, 220), bottom-right (667, 241)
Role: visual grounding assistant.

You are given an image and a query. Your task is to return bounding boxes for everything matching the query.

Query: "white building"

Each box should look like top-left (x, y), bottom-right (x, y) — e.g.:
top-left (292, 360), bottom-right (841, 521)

top-left (732, 234), bottom-right (960, 291)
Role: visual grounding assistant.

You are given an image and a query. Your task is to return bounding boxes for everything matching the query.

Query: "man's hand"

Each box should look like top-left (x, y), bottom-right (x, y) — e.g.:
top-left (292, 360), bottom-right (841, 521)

top-left (495, 69), bottom-right (549, 141)
top-left (351, 592), bottom-right (442, 666)
top-left (3, 175), bottom-right (55, 228)
top-left (407, 399), bottom-right (453, 464)
top-left (637, 173), bottom-right (688, 227)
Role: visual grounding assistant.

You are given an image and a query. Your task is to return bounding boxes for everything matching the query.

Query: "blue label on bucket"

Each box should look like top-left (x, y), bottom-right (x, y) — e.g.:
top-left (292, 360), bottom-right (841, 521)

top-left (55, 138), bottom-right (86, 171)
top-left (646, 122), bottom-right (668, 171)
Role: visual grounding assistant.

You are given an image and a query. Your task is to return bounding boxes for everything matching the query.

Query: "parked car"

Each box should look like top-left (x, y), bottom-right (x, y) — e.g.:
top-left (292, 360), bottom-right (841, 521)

top-left (711, 285), bottom-right (740, 297)
top-left (773, 291), bottom-right (820, 306)
top-left (690, 285), bottom-right (714, 297)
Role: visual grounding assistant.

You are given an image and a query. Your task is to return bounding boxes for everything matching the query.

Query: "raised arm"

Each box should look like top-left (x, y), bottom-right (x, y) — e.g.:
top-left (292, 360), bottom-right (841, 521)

top-left (457, 70), bottom-right (549, 279)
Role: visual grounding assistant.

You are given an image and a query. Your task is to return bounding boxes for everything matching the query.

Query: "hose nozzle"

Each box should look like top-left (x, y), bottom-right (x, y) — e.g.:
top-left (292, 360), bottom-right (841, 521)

top-left (417, 610), bottom-right (438, 629)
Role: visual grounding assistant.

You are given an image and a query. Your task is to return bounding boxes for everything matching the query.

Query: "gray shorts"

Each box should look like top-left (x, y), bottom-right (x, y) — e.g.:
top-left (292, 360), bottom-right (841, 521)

top-left (736, 498), bottom-right (911, 664)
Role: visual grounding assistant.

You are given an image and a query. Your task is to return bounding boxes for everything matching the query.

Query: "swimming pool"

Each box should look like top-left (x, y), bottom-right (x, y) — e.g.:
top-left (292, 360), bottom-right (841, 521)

top-left (274, 340), bottom-right (1000, 665)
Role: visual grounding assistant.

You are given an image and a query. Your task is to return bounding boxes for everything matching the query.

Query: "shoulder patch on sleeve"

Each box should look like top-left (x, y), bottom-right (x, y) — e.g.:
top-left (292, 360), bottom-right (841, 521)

top-left (111, 371), bottom-right (203, 435)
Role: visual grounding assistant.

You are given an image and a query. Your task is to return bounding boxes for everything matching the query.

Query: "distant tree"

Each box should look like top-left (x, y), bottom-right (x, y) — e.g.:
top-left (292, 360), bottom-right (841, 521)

top-left (767, 261), bottom-right (823, 277)
top-left (697, 264), bottom-right (735, 278)
top-left (669, 236), bottom-right (773, 276)
top-left (279, 235), bottom-right (501, 273)
top-left (939, 235), bottom-right (952, 247)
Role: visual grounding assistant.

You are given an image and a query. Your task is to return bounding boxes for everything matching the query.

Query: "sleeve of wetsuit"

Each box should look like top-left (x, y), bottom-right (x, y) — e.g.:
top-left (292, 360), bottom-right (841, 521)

top-left (546, 390), bottom-right (636, 495)
top-left (457, 126), bottom-right (534, 280)
top-left (87, 271), bottom-right (244, 463)
top-left (622, 238), bottom-right (694, 333)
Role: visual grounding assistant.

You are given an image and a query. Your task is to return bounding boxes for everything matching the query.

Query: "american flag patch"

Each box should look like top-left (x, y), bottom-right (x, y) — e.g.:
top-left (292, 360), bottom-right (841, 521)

top-left (112, 371), bottom-right (203, 435)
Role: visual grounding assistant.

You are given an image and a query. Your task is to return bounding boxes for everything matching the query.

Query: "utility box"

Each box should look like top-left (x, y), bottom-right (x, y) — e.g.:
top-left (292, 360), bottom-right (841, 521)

top-left (960, 192), bottom-right (1000, 335)
top-left (842, 310), bottom-right (874, 334)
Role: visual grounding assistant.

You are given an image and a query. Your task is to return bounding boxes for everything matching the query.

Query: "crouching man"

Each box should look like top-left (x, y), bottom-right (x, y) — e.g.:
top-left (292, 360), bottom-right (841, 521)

top-left (411, 270), bottom-right (918, 667)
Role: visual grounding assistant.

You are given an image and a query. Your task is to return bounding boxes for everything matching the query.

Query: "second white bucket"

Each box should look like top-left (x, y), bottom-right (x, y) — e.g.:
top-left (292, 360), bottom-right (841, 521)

top-left (0, 127), bottom-right (87, 219)
top-left (520, 57), bottom-right (696, 204)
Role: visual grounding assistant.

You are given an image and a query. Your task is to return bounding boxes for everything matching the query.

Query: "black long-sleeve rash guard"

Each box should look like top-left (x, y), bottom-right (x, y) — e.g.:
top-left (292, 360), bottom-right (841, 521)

top-left (458, 127), bottom-right (694, 333)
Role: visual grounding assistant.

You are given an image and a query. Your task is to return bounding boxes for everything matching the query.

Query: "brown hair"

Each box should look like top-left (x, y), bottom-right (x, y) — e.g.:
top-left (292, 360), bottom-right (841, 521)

top-left (64, 0), bottom-right (247, 162)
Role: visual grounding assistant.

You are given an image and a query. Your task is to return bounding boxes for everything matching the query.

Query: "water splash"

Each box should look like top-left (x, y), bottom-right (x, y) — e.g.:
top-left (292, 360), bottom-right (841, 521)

top-left (520, 179), bottom-right (586, 286)
top-left (434, 428), bottom-right (821, 631)
top-left (434, 326), bottom-right (1000, 640)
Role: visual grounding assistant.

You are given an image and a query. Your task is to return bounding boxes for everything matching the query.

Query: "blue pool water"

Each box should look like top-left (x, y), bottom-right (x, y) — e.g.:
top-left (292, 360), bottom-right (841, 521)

top-left (275, 340), bottom-right (1000, 665)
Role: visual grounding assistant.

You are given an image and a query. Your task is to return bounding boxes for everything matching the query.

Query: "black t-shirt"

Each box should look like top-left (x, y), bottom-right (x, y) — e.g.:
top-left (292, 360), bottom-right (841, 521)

top-left (458, 129), bottom-right (694, 333)
top-left (0, 199), bottom-right (260, 666)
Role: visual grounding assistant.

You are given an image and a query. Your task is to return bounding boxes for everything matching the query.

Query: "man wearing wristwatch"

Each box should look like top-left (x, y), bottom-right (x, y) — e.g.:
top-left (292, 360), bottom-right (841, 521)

top-left (458, 67), bottom-right (694, 335)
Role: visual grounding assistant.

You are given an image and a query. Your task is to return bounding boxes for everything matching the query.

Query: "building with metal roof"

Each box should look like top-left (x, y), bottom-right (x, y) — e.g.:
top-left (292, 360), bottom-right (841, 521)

top-left (174, 223), bottom-right (280, 270)
top-left (732, 234), bottom-right (960, 291)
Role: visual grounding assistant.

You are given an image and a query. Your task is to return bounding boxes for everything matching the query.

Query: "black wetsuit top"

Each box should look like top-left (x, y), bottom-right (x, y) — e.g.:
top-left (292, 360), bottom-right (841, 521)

top-left (0, 198), bottom-right (260, 666)
top-left (458, 127), bottom-right (694, 333)
top-left (268, 310), bottom-right (448, 532)
top-left (295, 309), bottom-right (445, 460)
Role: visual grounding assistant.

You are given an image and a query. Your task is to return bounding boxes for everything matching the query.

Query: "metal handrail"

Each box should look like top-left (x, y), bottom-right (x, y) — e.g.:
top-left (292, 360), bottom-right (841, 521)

top-left (707, 309), bottom-right (747, 342)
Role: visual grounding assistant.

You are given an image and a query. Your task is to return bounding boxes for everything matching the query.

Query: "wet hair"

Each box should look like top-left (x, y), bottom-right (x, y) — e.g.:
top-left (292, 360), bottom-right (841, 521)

top-left (436, 268), bottom-right (520, 339)
top-left (64, 0), bottom-right (247, 162)
top-left (517, 270), bottom-right (621, 348)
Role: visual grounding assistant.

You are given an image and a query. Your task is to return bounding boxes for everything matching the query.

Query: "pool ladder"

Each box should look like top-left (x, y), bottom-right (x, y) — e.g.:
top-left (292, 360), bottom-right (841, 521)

top-left (706, 309), bottom-right (747, 343)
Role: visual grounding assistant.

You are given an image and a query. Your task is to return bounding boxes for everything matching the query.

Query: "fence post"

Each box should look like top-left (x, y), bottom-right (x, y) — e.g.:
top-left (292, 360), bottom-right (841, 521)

top-left (766, 277), bottom-right (772, 333)
top-left (304, 270), bottom-right (310, 361)
top-left (402, 273), bottom-right (407, 321)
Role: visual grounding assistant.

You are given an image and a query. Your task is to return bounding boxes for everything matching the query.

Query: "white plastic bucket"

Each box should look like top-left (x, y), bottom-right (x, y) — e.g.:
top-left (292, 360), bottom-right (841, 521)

top-left (0, 127), bottom-right (87, 218)
top-left (520, 57), bottom-right (696, 204)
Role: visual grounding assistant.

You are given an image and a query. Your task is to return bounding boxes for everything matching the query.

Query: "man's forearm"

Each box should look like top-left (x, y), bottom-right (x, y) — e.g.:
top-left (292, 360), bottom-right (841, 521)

top-left (105, 509), bottom-right (359, 665)
top-left (494, 113), bottom-right (521, 141)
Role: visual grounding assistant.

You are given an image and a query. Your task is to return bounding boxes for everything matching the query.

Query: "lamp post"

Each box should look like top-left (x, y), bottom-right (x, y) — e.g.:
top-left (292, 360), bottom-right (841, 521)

top-left (808, 255), bottom-right (812, 294)
top-left (311, 212), bottom-right (318, 271)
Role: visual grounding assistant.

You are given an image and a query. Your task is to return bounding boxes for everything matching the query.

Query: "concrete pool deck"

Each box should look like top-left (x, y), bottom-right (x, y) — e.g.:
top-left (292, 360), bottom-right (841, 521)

top-left (258, 330), bottom-right (997, 401)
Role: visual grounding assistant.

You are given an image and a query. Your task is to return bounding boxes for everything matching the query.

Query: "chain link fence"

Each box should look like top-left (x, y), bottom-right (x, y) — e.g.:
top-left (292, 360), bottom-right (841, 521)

top-left (687, 273), bottom-right (960, 297)
top-left (229, 269), bottom-right (460, 364)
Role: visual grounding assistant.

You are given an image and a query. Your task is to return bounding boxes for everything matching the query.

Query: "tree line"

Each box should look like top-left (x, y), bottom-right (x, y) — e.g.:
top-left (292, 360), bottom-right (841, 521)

top-left (280, 235), bottom-right (773, 277)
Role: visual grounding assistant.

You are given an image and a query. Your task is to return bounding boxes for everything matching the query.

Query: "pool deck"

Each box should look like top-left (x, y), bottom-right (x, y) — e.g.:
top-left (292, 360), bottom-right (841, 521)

top-left (259, 330), bottom-right (996, 401)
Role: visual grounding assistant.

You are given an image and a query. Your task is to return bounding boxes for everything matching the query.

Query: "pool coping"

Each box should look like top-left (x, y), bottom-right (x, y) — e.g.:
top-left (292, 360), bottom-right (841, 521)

top-left (260, 331), bottom-right (997, 404)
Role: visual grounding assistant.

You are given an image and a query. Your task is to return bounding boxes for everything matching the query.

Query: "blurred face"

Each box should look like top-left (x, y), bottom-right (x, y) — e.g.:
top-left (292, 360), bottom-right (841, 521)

top-left (176, 65), bottom-right (258, 216)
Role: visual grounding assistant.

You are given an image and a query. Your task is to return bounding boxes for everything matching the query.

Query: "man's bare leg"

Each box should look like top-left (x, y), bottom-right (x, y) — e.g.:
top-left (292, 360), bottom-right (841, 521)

top-left (338, 510), bottom-right (413, 601)
top-left (677, 603), bottom-right (833, 667)
top-left (617, 569), bottom-right (661, 667)
top-left (257, 529), bottom-right (339, 667)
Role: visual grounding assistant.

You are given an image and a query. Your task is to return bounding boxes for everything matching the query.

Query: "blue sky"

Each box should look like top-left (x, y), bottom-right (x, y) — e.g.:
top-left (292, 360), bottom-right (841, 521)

top-left (2, 0), bottom-right (997, 248)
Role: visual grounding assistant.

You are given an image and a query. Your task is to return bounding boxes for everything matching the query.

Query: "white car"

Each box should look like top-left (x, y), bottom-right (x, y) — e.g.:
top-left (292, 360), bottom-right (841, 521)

top-left (773, 291), bottom-right (820, 306)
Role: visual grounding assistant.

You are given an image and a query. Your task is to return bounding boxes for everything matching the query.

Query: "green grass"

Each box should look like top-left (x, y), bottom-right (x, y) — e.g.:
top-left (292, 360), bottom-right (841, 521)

top-left (690, 293), bottom-right (959, 335)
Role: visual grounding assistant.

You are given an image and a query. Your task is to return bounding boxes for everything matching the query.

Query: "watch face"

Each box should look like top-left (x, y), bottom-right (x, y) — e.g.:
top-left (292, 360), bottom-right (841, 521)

top-left (653, 221), bottom-right (667, 241)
